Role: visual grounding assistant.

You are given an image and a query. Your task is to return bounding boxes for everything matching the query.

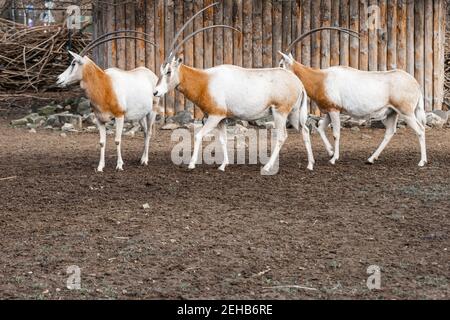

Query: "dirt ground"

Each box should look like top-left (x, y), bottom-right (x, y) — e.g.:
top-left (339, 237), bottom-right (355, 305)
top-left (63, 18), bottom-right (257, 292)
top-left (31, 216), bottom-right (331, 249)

top-left (0, 105), bottom-right (449, 300)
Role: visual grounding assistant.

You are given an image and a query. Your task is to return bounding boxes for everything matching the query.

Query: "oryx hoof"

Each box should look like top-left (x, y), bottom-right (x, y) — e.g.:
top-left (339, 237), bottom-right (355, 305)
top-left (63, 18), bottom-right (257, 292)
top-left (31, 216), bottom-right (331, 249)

top-left (140, 158), bottom-right (149, 166)
top-left (418, 160), bottom-right (427, 167)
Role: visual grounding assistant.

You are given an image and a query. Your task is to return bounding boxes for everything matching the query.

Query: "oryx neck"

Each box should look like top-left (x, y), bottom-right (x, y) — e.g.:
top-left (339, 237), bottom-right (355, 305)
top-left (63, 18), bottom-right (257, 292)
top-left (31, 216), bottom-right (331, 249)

top-left (81, 60), bottom-right (107, 88)
top-left (81, 61), bottom-right (123, 117)
top-left (177, 64), bottom-right (209, 103)
top-left (292, 62), bottom-right (327, 100)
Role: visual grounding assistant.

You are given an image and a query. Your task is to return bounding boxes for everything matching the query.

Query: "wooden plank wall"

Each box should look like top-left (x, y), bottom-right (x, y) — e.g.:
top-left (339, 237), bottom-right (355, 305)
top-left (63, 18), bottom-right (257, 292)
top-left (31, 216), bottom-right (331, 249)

top-left (94, 0), bottom-right (447, 118)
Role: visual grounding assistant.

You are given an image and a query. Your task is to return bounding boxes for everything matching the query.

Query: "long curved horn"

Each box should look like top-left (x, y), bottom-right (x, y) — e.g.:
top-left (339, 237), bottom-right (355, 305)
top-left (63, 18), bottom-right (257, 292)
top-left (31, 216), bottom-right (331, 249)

top-left (80, 30), bottom-right (157, 56)
top-left (165, 1), bottom-right (219, 63)
top-left (286, 27), bottom-right (360, 53)
top-left (82, 36), bottom-right (158, 55)
top-left (170, 25), bottom-right (241, 61)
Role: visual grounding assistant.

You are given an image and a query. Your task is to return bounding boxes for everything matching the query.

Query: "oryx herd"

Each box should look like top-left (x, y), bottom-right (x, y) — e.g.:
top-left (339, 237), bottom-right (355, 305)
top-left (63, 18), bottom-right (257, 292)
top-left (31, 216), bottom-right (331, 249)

top-left (57, 2), bottom-right (427, 173)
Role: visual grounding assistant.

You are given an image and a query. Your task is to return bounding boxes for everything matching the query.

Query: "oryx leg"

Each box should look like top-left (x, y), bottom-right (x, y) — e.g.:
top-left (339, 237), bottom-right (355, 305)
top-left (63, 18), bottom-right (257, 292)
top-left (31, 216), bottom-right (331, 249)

top-left (329, 111), bottom-right (341, 165)
top-left (189, 115), bottom-right (225, 170)
top-left (367, 110), bottom-right (399, 164)
top-left (96, 121), bottom-right (107, 172)
top-left (263, 110), bottom-right (288, 173)
top-left (317, 114), bottom-right (334, 157)
top-left (404, 114), bottom-right (427, 167)
top-left (301, 125), bottom-right (315, 171)
top-left (140, 112), bottom-right (156, 166)
top-left (217, 120), bottom-right (229, 172)
top-left (115, 116), bottom-right (125, 171)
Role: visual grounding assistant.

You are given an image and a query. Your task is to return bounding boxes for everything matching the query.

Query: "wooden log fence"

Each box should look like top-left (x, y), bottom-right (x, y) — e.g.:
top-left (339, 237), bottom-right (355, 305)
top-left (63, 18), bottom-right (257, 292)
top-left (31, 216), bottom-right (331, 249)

top-left (93, 0), bottom-right (447, 118)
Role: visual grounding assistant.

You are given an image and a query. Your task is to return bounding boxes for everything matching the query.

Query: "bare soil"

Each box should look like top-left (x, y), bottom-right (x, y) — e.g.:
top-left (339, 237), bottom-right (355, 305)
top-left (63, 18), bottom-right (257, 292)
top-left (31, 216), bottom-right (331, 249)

top-left (0, 107), bottom-right (449, 300)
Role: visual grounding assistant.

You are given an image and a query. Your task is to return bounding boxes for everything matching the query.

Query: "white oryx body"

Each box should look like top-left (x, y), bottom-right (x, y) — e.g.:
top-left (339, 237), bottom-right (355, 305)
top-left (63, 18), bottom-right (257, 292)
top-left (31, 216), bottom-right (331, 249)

top-left (154, 60), bottom-right (315, 172)
top-left (322, 67), bottom-right (423, 119)
top-left (202, 65), bottom-right (305, 120)
top-left (105, 67), bottom-right (158, 121)
top-left (57, 52), bottom-right (159, 172)
top-left (280, 53), bottom-right (427, 167)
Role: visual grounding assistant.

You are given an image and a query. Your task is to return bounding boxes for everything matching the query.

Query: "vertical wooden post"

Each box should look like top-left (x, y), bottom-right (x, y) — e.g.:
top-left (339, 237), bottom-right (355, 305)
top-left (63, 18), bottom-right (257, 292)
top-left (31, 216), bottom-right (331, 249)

top-left (311, 0), bottom-right (321, 115)
top-left (433, 0), bottom-right (445, 110)
top-left (156, 0), bottom-right (165, 117)
top-left (349, 0), bottom-right (359, 69)
top-left (301, 0), bottom-right (311, 67)
top-left (378, 0), bottom-right (387, 71)
top-left (204, 0), bottom-right (214, 71)
top-left (340, 0), bottom-right (350, 66)
top-left (145, 0), bottom-right (156, 72)
top-left (116, 2), bottom-right (126, 70)
top-left (406, 0), bottom-right (414, 76)
top-left (184, 0), bottom-right (195, 114)
top-left (242, 0), bottom-right (252, 68)
top-left (330, 0), bottom-right (340, 67)
top-left (213, 0), bottom-right (224, 67)
top-left (164, 0), bottom-right (175, 117)
top-left (387, 0), bottom-right (397, 70)
top-left (125, 1), bottom-right (136, 70)
top-left (321, 0), bottom-right (331, 70)
top-left (106, 2), bottom-right (116, 68)
top-left (252, 0), bottom-right (263, 68)
top-left (272, 0), bottom-right (282, 66)
top-left (281, 0), bottom-right (292, 57)
top-left (293, 0), bottom-right (302, 63)
top-left (262, 0), bottom-right (273, 67)
top-left (414, 0), bottom-right (424, 97)
top-left (135, 0), bottom-right (146, 68)
top-left (223, 0), bottom-right (234, 65)
top-left (311, 0), bottom-right (321, 70)
top-left (424, 0), bottom-right (433, 111)
top-left (368, 0), bottom-right (378, 71)
top-left (397, 0), bottom-right (407, 71)
top-left (194, 0), bottom-right (205, 119)
top-left (174, 1), bottom-right (184, 113)
top-left (359, 0), bottom-right (368, 71)
top-left (232, 0), bottom-right (243, 67)
top-left (301, 0), bottom-right (311, 112)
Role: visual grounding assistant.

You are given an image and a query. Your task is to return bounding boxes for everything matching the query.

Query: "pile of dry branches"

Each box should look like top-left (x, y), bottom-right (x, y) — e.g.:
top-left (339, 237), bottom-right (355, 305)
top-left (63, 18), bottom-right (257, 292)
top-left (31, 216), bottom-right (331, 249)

top-left (0, 18), bottom-right (90, 92)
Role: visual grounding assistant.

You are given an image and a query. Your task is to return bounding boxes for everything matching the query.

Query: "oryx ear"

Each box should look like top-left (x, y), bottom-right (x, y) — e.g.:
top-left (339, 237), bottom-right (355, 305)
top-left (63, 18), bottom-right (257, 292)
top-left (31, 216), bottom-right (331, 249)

top-left (69, 51), bottom-right (83, 62)
top-left (288, 53), bottom-right (294, 59)
top-left (277, 51), bottom-right (293, 64)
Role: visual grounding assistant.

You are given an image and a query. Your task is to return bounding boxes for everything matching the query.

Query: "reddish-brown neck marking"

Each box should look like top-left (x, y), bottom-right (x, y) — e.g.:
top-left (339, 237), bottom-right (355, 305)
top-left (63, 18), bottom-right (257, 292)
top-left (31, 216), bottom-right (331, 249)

top-left (291, 61), bottom-right (341, 112)
top-left (177, 64), bottom-right (229, 117)
top-left (82, 60), bottom-right (124, 118)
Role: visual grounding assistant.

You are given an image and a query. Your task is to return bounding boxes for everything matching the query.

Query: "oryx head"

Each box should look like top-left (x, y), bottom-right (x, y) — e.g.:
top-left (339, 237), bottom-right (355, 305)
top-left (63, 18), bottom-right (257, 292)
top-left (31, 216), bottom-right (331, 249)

top-left (154, 57), bottom-right (183, 97)
top-left (278, 51), bottom-right (295, 71)
top-left (56, 51), bottom-right (86, 87)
